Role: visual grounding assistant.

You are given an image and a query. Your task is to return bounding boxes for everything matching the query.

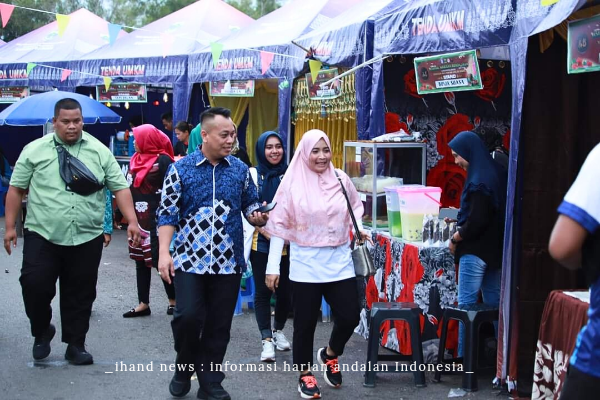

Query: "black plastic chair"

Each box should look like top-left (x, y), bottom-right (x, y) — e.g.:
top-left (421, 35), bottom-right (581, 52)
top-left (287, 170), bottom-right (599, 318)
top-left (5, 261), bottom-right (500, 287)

top-left (364, 302), bottom-right (426, 388)
top-left (433, 303), bottom-right (499, 391)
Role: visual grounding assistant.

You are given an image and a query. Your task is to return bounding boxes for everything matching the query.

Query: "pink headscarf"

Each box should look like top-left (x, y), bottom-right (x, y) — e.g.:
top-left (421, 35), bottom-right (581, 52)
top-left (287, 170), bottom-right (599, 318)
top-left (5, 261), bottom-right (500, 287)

top-left (264, 129), bottom-right (363, 247)
top-left (130, 124), bottom-right (174, 188)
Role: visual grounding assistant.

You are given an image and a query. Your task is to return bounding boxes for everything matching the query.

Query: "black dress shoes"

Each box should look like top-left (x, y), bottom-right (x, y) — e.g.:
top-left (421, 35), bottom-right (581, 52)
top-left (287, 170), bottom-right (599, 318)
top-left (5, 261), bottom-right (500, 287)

top-left (197, 382), bottom-right (231, 400)
top-left (65, 344), bottom-right (94, 365)
top-left (169, 374), bottom-right (192, 397)
top-left (122, 307), bottom-right (151, 318)
top-left (33, 323), bottom-right (56, 360)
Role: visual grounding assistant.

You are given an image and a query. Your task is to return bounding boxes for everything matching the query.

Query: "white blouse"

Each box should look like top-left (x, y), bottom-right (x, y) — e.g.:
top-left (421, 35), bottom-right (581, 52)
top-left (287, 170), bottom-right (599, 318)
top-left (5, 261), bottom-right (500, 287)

top-left (266, 236), bottom-right (356, 283)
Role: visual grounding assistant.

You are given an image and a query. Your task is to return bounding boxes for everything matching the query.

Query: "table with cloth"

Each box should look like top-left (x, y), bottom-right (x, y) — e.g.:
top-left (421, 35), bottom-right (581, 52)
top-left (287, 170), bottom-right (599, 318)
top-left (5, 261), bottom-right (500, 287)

top-left (355, 233), bottom-right (458, 361)
top-left (532, 290), bottom-right (590, 400)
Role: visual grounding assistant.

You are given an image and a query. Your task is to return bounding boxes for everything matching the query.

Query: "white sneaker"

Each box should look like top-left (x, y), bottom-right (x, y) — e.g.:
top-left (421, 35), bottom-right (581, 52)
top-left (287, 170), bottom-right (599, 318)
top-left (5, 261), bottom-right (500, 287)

top-left (261, 340), bottom-right (276, 362)
top-left (272, 330), bottom-right (291, 351)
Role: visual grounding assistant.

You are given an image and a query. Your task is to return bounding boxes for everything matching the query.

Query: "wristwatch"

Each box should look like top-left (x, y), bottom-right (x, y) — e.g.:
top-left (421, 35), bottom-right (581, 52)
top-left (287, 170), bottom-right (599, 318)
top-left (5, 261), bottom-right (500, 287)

top-left (450, 236), bottom-right (458, 245)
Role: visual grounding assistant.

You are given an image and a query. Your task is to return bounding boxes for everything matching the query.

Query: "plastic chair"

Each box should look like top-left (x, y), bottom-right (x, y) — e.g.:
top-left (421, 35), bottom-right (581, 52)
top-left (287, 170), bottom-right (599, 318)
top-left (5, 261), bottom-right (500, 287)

top-left (234, 275), bottom-right (255, 316)
top-left (364, 302), bottom-right (426, 388)
top-left (433, 303), bottom-right (499, 391)
top-left (321, 296), bottom-right (331, 322)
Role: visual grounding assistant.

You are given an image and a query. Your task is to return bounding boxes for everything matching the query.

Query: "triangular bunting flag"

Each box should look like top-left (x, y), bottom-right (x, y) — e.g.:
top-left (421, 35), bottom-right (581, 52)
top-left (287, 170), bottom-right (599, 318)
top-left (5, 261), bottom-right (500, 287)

top-left (210, 42), bottom-right (224, 69)
top-left (260, 51), bottom-right (275, 75)
top-left (0, 3), bottom-right (15, 28)
top-left (103, 77), bottom-right (112, 91)
top-left (108, 23), bottom-right (122, 46)
top-left (61, 69), bottom-right (72, 82)
top-left (26, 63), bottom-right (37, 75)
top-left (56, 14), bottom-right (71, 37)
top-left (161, 32), bottom-right (175, 59)
top-left (309, 60), bottom-right (322, 84)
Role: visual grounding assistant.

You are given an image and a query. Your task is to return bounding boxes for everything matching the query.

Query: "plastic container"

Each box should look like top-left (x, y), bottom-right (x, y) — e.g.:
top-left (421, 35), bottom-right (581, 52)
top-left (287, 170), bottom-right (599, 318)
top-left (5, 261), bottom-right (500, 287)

top-left (384, 185), bottom-right (403, 237)
top-left (397, 186), bottom-right (442, 241)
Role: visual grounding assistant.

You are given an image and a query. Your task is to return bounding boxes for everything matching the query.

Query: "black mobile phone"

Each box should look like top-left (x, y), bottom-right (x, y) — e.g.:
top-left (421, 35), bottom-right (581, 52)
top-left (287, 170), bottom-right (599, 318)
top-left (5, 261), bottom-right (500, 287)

top-left (256, 201), bottom-right (277, 213)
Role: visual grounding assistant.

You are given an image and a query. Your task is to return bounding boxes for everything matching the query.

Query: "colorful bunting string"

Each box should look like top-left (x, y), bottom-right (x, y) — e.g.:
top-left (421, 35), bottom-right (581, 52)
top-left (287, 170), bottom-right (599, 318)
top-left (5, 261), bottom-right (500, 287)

top-left (103, 77), bottom-right (112, 91)
top-left (26, 62), bottom-right (37, 75)
top-left (210, 42), bottom-right (224, 68)
top-left (107, 23), bottom-right (122, 46)
top-left (55, 13), bottom-right (71, 37)
top-left (309, 60), bottom-right (322, 84)
top-left (260, 51), bottom-right (275, 75)
top-left (60, 69), bottom-right (72, 82)
top-left (0, 2), bottom-right (15, 28)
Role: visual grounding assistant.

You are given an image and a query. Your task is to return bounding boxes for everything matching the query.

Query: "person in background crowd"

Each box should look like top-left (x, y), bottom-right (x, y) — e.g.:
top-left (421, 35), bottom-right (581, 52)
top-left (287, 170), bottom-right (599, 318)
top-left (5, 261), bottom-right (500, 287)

top-left (173, 121), bottom-right (192, 157)
top-left (129, 115), bottom-right (144, 129)
top-left (265, 129), bottom-right (370, 399)
top-left (447, 131), bottom-right (507, 357)
top-left (161, 112), bottom-right (173, 133)
top-left (188, 123), bottom-right (202, 153)
top-left (231, 124), bottom-right (251, 168)
top-left (103, 189), bottom-right (113, 247)
top-left (549, 143), bottom-right (600, 398)
top-left (250, 131), bottom-right (291, 362)
top-left (123, 124), bottom-right (176, 318)
top-left (0, 146), bottom-right (12, 188)
top-left (3, 98), bottom-right (141, 365)
top-left (157, 107), bottom-right (268, 400)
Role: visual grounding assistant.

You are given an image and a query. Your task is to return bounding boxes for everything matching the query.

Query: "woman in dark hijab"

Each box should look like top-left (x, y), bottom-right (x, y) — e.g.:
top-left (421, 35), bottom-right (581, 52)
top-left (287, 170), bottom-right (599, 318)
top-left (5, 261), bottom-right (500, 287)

top-left (250, 131), bottom-right (291, 363)
top-left (447, 131), bottom-right (507, 355)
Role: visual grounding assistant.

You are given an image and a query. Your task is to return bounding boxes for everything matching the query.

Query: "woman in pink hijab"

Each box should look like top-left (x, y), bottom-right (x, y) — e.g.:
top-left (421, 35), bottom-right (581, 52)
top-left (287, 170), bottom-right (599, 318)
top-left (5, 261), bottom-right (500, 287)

top-left (265, 129), bottom-right (370, 399)
top-left (123, 124), bottom-right (176, 318)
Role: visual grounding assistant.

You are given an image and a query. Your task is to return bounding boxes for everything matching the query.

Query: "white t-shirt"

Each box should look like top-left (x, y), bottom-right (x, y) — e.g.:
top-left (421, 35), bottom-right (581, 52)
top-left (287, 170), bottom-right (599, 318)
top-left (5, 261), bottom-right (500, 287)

top-left (267, 236), bottom-right (355, 283)
top-left (557, 142), bottom-right (600, 378)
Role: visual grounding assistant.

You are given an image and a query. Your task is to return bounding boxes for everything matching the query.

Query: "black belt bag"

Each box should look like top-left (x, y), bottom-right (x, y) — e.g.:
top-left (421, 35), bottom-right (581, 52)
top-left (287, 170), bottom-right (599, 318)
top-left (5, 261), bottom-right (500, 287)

top-left (54, 138), bottom-right (104, 196)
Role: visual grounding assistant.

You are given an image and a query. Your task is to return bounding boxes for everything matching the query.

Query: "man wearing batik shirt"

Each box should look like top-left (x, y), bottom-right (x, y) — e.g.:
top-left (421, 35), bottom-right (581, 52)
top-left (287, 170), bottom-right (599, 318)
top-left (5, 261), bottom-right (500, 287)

top-left (549, 143), bottom-right (600, 398)
top-left (157, 107), bottom-right (268, 400)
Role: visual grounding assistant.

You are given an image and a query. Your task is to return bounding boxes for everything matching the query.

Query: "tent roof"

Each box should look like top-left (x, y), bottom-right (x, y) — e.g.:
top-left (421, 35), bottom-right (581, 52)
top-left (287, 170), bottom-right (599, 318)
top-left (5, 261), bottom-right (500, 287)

top-left (81, 0), bottom-right (253, 60)
top-left (293, 0), bottom-right (399, 65)
top-left (0, 8), bottom-right (127, 63)
top-left (192, 0), bottom-right (364, 53)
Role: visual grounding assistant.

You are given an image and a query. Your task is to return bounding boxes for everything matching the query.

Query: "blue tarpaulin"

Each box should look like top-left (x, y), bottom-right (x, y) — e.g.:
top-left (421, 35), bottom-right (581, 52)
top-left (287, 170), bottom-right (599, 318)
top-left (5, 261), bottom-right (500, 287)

top-left (69, 0), bottom-right (254, 128)
top-left (0, 8), bottom-right (127, 91)
top-left (187, 0), bottom-right (363, 148)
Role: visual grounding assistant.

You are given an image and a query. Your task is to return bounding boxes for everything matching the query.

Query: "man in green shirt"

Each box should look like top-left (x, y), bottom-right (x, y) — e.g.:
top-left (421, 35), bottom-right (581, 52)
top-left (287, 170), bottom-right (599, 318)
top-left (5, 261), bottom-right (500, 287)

top-left (2, 98), bottom-right (141, 365)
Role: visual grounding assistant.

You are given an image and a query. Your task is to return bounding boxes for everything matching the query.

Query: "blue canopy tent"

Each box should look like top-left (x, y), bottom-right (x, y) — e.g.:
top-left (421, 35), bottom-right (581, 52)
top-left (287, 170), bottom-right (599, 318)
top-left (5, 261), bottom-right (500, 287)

top-left (187, 0), bottom-right (363, 157)
top-left (367, 0), bottom-right (588, 389)
top-left (0, 8), bottom-right (126, 92)
top-left (0, 9), bottom-right (127, 165)
top-left (69, 0), bottom-right (254, 132)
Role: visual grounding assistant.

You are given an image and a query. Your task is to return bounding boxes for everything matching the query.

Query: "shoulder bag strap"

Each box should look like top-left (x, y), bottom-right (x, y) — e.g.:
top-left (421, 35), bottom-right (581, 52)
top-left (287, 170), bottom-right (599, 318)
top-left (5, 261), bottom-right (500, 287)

top-left (334, 169), bottom-right (362, 242)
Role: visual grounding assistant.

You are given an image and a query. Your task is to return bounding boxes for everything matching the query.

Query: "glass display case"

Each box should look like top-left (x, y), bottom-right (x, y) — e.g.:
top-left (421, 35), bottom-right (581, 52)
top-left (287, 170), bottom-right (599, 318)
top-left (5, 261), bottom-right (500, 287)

top-left (343, 141), bottom-right (427, 232)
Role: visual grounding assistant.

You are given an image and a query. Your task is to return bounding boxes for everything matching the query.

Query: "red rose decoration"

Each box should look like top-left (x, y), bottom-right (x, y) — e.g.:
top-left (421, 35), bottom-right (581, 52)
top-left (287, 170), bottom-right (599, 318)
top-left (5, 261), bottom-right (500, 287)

top-left (385, 112), bottom-right (401, 133)
top-left (427, 162), bottom-right (467, 209)
top-left (475, 68), bottom-right (506, 102)
top-left (404, 69), bottom-right (422, 99)
top-left (436, 113), bottom-right (474, 160)
top-left (503, 128), bottom-right (511, 151)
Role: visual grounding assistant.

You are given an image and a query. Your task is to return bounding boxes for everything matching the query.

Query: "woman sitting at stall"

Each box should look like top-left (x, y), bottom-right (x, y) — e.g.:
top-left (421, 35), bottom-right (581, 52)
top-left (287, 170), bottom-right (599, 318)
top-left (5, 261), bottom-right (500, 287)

top-left (173, 121), bottom-right (192, 157)
top-left (123, 124), bottom-right (176, 318)
top-left (265, 129), bottom-right (370, 399)
top-left (447, 131), bottom-right (507, 355)
top-left (250, 131), bottom-right (291, 362)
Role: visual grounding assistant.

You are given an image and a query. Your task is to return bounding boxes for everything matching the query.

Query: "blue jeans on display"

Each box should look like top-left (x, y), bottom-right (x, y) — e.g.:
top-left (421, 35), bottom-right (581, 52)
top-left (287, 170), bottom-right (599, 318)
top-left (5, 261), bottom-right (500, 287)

top-left (457, 254), bottom-right (501, 357)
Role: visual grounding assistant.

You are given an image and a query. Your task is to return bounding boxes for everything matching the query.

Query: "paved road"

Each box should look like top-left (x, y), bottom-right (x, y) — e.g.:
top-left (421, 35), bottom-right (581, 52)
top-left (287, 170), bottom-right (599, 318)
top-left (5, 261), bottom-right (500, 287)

top-left (0, 222), bottom-right (503, 399)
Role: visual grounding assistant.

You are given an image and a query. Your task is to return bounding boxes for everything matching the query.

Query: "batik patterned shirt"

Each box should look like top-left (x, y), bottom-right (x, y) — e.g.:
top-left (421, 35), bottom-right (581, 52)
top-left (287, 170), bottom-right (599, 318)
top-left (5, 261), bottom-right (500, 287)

top-left (157, 150), bottom-right (260, 274)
